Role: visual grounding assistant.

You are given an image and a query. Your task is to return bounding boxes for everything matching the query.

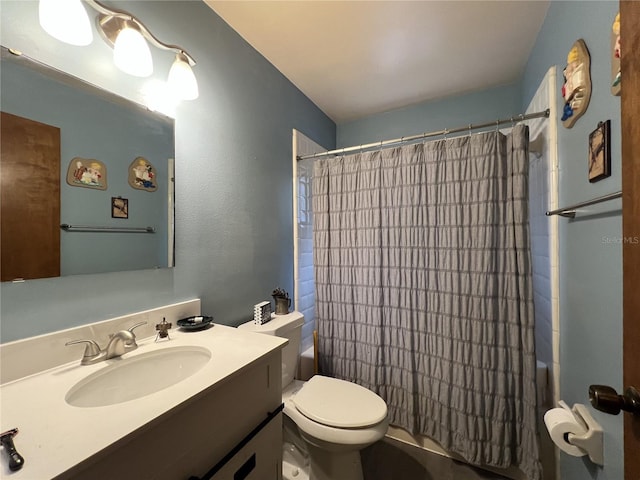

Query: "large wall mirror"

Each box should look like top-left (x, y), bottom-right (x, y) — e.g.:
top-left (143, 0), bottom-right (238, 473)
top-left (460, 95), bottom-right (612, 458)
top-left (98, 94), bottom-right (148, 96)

top-left (0, 47), bottom-right (175, 282)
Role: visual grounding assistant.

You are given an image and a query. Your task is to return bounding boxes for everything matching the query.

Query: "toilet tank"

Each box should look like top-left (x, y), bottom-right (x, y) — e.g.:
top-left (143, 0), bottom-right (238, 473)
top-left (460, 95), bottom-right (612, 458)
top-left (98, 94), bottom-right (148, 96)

top-left (238, 311), bottom-right (304, 389)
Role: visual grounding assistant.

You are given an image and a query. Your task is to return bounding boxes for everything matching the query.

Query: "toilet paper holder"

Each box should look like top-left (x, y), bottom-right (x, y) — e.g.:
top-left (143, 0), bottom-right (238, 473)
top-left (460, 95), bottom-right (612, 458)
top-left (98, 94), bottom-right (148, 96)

top-left (564, 402), bottom-right (604, 466)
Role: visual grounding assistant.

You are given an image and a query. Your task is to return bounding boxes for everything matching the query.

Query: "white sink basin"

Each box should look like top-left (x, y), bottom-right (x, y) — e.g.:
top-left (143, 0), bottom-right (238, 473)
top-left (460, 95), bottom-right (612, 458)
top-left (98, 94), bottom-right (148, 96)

top-left (65, 346), bottom-right (211, 408)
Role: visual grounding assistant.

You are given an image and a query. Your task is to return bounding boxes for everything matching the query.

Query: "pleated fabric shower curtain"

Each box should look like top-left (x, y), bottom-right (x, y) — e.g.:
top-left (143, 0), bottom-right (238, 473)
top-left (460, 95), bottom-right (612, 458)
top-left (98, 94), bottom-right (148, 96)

top-left (312, 125), bottom-right (541, 480)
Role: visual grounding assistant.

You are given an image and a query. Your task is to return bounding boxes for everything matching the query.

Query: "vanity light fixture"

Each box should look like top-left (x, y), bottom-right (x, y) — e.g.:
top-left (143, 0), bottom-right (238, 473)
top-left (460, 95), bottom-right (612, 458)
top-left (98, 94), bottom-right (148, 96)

top-left (38, 0), bottom-right (198, 99)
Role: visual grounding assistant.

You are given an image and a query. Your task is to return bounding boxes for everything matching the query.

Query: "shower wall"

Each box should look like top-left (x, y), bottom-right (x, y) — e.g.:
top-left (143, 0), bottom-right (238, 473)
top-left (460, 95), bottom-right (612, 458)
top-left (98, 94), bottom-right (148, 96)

top-left (293, 130), bottom-right (327, 352)
top-left (527, 66), bottom-right (559, 403)
top-left (525, 66), bottom-right (559, 480)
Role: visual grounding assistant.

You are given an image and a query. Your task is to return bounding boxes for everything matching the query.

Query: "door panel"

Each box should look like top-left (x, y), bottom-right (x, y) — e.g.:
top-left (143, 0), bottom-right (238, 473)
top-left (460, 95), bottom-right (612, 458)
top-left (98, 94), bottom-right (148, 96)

top-left (621, 1), bottom-right (640, 478)
top-left (0, 111), bottom-right (61, 281)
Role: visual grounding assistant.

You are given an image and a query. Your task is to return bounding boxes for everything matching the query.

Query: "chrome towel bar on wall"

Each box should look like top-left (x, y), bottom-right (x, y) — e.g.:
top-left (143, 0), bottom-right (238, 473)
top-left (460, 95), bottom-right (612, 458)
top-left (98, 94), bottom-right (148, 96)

top-left (545, 191), bottom-right (622, 218)
top-left (60, 224), bottom-right (155, 233)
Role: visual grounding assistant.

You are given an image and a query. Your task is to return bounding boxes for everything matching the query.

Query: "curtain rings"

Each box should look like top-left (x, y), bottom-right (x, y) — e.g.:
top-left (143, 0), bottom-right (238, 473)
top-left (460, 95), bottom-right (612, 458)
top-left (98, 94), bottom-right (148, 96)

top-left (468, 124), bottom-right (473, 137)
top-left (443, 128), bottom-right (449, 141)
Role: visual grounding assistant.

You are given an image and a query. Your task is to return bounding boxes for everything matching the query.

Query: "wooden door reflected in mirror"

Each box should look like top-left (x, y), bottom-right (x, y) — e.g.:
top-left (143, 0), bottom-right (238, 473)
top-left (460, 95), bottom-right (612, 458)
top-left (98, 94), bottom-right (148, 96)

top-left (1, 111), bottom-right (61, 281)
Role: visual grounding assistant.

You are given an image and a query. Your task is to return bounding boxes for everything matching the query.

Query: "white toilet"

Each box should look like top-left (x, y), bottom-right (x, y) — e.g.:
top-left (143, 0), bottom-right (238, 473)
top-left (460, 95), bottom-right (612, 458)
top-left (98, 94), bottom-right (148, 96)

top-left (239, 311), bottom-right (389, 480)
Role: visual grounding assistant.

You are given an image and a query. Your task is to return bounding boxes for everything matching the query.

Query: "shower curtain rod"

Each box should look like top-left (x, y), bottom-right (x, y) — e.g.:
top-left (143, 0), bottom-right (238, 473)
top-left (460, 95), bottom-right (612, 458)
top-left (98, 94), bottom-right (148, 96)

top-left (297, 108), bottom-right (550, 161)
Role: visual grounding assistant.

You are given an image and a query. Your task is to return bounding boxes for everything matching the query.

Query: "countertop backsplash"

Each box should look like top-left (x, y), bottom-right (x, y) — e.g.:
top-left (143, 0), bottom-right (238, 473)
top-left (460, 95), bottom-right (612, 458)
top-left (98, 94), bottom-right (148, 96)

top-left (0, 299), bottom-right (201, 384)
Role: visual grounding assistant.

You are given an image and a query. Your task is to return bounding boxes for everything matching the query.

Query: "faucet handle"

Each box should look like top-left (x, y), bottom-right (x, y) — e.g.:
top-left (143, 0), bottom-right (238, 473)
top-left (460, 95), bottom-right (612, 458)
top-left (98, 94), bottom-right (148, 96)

top-left (128, 321), bottom-right (148, 337)
top-left (65, 339), bottom-right (102, 364)
top-left (65, 339), bottom-right (100, 355)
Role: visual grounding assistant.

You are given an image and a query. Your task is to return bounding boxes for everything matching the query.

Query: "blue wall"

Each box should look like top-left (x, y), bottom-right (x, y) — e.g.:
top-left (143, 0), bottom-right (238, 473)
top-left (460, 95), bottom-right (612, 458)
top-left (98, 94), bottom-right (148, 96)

top-left (337, 83), bottom-right (521, 147)
top-left (522, 2), bottom-right (623, 480)
top-left (0, 0), bottom-right (335, 341)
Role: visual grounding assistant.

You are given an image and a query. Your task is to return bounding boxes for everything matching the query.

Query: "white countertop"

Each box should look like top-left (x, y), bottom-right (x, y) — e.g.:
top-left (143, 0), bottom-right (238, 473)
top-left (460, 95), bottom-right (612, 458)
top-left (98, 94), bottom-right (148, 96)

top-left (0, 324), bottom-right (286, 479)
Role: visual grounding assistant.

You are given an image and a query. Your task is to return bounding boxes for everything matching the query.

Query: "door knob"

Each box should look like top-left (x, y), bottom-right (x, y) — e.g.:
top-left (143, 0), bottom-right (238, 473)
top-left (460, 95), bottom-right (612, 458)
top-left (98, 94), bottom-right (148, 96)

top-left (588, 385), bottom-right (640, 415)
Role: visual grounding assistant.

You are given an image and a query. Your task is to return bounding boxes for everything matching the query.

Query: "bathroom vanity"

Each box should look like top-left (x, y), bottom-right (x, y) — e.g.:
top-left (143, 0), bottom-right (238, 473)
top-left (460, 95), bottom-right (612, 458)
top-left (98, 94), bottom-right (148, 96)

top-left (0, 301), bottom-right (287, 479)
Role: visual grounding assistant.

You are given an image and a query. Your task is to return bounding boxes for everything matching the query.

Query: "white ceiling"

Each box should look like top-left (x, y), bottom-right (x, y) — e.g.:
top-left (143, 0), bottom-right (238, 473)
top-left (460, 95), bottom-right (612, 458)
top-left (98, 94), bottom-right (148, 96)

top-left (205, 1), bottom-right (550, 123)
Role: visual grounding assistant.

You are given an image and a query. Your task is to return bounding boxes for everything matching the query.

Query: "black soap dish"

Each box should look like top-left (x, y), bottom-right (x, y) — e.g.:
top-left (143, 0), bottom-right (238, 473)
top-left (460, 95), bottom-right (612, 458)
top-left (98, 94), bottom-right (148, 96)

top-left (177, 315), bottom-right (214, 331)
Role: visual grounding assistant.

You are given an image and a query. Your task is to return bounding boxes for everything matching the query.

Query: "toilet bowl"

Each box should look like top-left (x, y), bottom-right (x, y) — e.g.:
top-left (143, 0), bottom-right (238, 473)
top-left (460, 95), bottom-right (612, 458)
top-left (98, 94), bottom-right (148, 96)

top-left (239, 312), bottom-right (389, 480)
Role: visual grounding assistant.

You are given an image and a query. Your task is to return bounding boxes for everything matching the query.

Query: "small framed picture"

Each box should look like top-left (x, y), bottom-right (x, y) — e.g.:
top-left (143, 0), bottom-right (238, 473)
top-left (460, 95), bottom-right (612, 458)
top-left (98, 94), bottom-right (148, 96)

top-left (111, 197), bottom-right (129, 219)
top-left (588, 120), bottom-right (611, 182)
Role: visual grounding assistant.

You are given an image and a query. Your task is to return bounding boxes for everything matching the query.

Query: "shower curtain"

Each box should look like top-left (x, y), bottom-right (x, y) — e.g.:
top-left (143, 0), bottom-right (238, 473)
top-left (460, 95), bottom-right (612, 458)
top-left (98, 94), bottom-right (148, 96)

top-left (312, 125), bottom-right (541, 480)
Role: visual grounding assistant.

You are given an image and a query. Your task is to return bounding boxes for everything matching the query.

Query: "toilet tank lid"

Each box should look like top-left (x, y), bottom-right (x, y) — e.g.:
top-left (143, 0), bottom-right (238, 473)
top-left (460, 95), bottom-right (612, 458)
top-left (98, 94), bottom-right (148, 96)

top-left (238, 311), bottom-right (304, 335)
top-left (292, 375), bottom-right (387, 428)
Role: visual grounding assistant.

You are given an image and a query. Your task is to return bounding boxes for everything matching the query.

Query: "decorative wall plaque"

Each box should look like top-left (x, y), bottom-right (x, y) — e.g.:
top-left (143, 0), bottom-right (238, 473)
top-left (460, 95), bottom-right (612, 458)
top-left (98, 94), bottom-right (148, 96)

top-left (128, 157), bottom-right (157, 192)
top-left (66, 157), bottom-right (107, 190)
top-left (611, 12), bottom-right (621, 96)
top-left (561, 39), bottom-right (592, 129)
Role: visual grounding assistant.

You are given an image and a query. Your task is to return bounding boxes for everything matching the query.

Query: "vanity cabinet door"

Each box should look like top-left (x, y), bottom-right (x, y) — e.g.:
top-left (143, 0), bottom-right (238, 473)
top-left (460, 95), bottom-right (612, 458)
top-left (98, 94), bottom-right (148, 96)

top-left (209, 413), bottom-right (283, 480)
top-left (57, 352), bottom-right (283, 480)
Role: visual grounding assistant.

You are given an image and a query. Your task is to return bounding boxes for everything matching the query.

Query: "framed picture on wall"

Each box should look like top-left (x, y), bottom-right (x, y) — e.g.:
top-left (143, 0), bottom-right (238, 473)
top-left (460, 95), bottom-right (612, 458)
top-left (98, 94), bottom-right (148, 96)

top-left (588, 120), bottom-right (611, 182)
top-left (111, 197), bottom-right (129, 219)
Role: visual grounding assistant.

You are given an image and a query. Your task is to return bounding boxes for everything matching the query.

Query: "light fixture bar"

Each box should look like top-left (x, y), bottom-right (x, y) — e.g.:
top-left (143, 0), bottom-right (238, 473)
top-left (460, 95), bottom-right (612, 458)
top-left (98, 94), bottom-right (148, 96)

top-left (84, 0), bottom-right (196, 66)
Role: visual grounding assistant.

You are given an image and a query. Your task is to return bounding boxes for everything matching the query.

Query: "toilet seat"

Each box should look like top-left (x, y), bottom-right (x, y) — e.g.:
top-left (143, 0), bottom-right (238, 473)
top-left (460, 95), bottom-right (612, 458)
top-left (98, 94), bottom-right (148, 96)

top-left (284, 400), bottom-right (389, 448)
top-left (292, 375), bottom-right (387, 428)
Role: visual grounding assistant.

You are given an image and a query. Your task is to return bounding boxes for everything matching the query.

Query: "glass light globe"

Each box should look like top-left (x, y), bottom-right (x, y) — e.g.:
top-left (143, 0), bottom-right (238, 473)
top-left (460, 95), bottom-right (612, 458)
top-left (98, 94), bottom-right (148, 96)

top-left (39, 0), bottom-right (93, 46)
top-left (168, 53), bottom-right (199, 100)
top-left (113, 26), bottom-right (153, 77)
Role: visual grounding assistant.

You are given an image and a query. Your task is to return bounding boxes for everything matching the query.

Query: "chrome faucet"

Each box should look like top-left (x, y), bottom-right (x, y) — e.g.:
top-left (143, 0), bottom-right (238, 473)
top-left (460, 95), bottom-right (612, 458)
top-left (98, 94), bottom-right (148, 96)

top-left (66, 321), bottom-right (147, 365)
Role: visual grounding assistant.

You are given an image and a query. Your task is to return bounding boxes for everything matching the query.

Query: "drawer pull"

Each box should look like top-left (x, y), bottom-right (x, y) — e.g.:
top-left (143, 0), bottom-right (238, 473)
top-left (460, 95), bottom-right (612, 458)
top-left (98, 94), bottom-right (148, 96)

top-left (234, 454), bottom-right (256, 480)
top-left (189, 404), bottom-right (284, 480)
